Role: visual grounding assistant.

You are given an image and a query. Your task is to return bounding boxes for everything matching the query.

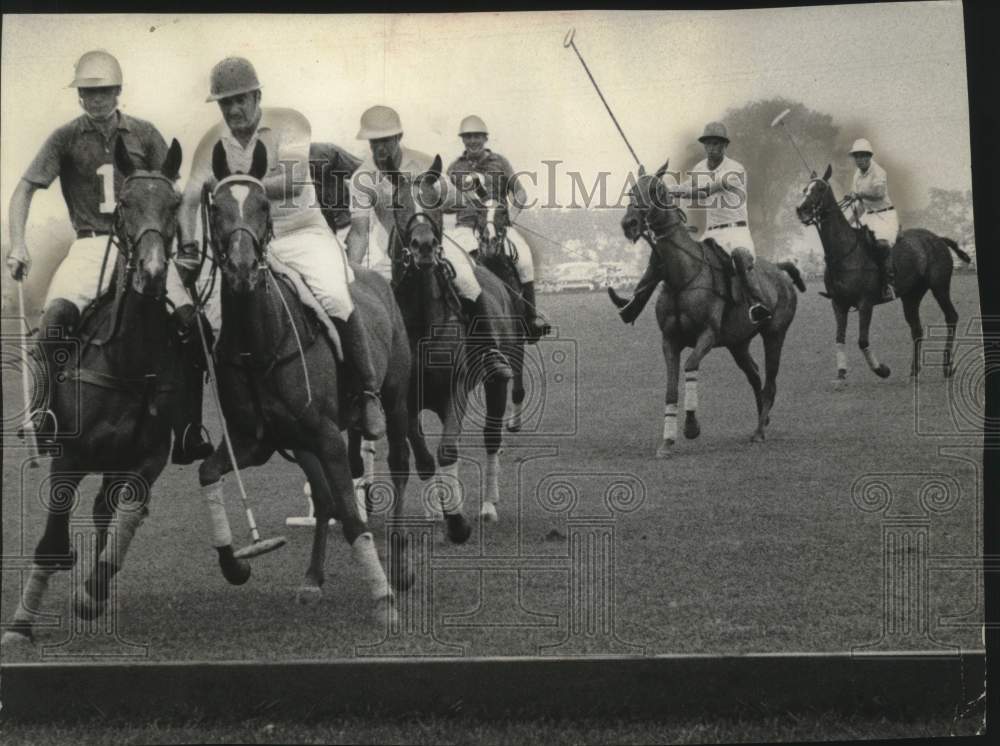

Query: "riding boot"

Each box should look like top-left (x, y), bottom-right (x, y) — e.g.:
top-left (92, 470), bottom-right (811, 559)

top-left (520, 282), bottom-right (551, 343)
top-left (461, 296), bottom-right (513, 381)
top-left (171, 304), bottom-right (214, 465)
top-left (875, 239), bottom-right (896, 302)
top-left (333, 312), bottom-right (386, 440)
top-left (734, 252), bottom-right (773, 324)
top-left (616, 252), bottom-right (662, 325)
top-left (30, 299), bottom-right (80, 451)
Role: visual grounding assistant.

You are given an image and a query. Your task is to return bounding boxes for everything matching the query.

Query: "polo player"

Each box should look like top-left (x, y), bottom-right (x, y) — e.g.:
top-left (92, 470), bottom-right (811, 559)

top-left (846, 138), bottom-right (897, 302)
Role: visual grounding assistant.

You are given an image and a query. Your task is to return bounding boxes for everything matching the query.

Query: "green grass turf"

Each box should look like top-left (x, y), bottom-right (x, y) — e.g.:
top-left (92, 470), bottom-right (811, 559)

top-left (1, 273), bottom-right (984, 660)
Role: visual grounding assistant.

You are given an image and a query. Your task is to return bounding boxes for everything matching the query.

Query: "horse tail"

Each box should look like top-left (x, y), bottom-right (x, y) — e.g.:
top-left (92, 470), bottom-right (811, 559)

top-left (776, 261), bottom-right (807, 292)
top-left (941, 237), bottom-right (972, 264)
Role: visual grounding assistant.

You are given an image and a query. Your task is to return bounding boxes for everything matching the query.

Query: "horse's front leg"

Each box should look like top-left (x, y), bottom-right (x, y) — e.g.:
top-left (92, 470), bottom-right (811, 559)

top-left (436, 396), bottom-right (473, 544)
top-left (507, 341), bottom-right (526, 433)
top-left (858, 302), bottom-right (891, 378)
top-left (293, 448), bottom-right (336, 603)
top-left (681, 327), bottom-right (717, 442)
top-left (833, 299), bottom-right (850, 386)
top-left (197, 432), bottom-right (272, 586)
top-left (481, 375), bottom-right (509, 523)
top-left (657, 336), bottom-right (682, 459)
top-left (76, 447), bottom-right (169, 620)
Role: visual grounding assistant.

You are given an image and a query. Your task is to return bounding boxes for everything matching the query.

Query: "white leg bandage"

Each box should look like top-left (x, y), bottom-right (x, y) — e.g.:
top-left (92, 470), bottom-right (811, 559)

top-left (12, 564), bottom-right (56, 627)
top-left (484, 452), bottom-right (500, 505)
top-left (663, 403), bottom-right (678, 441)
top-left (108, 505), bottom-right (147, 571)
top-left (836, 343), bottom-right (848, 371)
top-left (202, 478), bottom-right (233, 548)
top-left (351, 532), bottom-right (390, 600)
top-left (684, 372), bottom-right (699, 412)
top-left (862, 347), bottom-right (881, 371)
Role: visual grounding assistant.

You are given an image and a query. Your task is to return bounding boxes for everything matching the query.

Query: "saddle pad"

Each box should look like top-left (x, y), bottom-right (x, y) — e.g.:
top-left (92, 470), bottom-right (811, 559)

top-left (266, 255), bottom-right (343, 362)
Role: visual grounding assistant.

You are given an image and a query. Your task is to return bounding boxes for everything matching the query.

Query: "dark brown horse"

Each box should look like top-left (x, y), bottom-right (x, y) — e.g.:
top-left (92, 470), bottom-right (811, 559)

top-left (467, 183), bottom-right (534, 432)
top-left (610, 163), bottom-right (805, 457)
top-left (795, 165), bottom-right (971, 380)
top-left (388, 156), bottom-right (514, 525)
top-left (196, 141), bottom-right (412, 623)
top-left (3, 138), bottom-right (187, 645)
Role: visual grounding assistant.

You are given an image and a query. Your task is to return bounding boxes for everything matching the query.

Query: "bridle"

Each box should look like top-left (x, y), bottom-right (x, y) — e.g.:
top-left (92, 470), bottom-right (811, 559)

top-left (109, 172), bottom-right (180, 299)
top-left (209, 174), bottom-right (274, 271)
top-left (390, 175), bottom-right (444, 271)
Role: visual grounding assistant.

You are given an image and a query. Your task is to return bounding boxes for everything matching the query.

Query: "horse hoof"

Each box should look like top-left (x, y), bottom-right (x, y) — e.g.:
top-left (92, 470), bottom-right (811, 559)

top-left (683, 416), bottom-right (701, 440)
top-left (481, 502), bottom-right (499, 523)
top-left (507, 421), bottom-right (522, 433)
top-left (750, 431), bottom-right (766, 443)
top-left (73, 592), bottom-right (107, 620)
top-left (373, 595), bottom-right (399, 627)
top-left (655, 440), bottom-right (674, 459)
top-left (296, 584), bottom-right (323, 605)
top-left (416, 460), bottom-right (436, 481)
top-left (445, 513), bottom-right (473, 544)
top-left (220, 559), bottom-right (251, 586)
top-left (875, 364), bottom-right (891, 379)
top-left (2, 629), bottom-right (35, 648)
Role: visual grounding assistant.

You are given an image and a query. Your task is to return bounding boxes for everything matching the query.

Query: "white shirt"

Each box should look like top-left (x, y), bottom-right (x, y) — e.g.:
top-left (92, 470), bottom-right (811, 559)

top-left (852, 159), bottom-right (893, 212)
top-left (676, 155), bottom-right (749, 230)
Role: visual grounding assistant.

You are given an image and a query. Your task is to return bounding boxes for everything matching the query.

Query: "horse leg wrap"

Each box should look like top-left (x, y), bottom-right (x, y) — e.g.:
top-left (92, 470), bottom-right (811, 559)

top-left (361, 440), bottom-right (376, 483)
top-left (12, 564), bottom-right (57, 628)
top-left (684, 372), bottom-right (699, 412)
top-left (836, 343), bottom-right (848, 372)
top-left (351, 532), bottom-right (390, 600)
top-left (862, 347), bottom-right (882, 371)
top-left (485, 452), bottom-right (500, 505)
top-left (663, 403), bottom-right (678, 442)
top-left (438, 461), bottom-right (464, 514)
top-left (108, 504), bottom-right (147, 571)
top-left (202, 478), bottom-right (233, 548)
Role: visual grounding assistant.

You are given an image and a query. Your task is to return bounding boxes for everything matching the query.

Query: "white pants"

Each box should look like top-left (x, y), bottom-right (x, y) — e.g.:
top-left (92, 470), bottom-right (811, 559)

top-left (446, 225), bottom-right (535, 284)
top-left (860, 208), bottom-right (900, 245)
top-left (45, 235), bottom-right (191, 314)
top-left (269, 226), bottom-right (355, 321)
top-left (701, 224), bottom-right (755, 258)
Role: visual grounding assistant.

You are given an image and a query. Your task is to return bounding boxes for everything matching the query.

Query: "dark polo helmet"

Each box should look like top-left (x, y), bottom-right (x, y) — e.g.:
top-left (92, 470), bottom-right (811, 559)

top-left (206, 57), bottom-right (261, 102)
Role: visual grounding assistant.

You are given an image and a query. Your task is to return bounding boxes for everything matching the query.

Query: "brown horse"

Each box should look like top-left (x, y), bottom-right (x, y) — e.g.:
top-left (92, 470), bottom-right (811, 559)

top-left (388, 156), bottom-right (515, 526)
top-left (3, 138), bottom-right (187, 645)
top-left (795, 164), bottom-right (971, 380)
top-left (196, 141), bottom-right (412, 622)
top-left (610, 163), bottom-right (805, 457)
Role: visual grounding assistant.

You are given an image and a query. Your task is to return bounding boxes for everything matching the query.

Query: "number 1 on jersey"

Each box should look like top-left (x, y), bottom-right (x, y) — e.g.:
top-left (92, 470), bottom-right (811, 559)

top-left (97, 163), bottom-right (116, 213)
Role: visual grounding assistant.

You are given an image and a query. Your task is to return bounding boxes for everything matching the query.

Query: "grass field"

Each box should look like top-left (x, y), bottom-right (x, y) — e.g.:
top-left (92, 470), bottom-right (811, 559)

top-left (1, 273), bottom-right (984, 663)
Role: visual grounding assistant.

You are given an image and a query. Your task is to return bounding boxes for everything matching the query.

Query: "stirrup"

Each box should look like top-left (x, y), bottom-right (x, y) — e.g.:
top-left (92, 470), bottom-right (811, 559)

top-left (172, 424), bottom-right (213, 465)
top-left (749, 303), bottom-right (773, 323)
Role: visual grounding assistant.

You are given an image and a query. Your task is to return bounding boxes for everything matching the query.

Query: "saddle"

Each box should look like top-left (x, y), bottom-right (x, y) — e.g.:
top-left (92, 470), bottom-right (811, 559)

top-left (700, 237), bottom-right (742, 304)
top-left (266, 256), bottom-right (343, 362)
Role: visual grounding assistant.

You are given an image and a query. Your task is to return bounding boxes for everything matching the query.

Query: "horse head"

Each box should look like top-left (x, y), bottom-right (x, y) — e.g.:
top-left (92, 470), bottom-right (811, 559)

top-left (210, 140), bottom-right (271, 294)
top-left (795, 163), bottom-right (835, 226)
top-left (113, 137), bottom-right (183, 299)
top-left (389, 155), bottom-right (445, 271)
top-left (621, 160), bottom-right (673, 243)
top-left (469, 175), bottom-right (511, 260)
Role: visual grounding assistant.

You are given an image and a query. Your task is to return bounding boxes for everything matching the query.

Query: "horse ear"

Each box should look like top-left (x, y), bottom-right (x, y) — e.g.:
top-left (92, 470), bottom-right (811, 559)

top-left (654, 159), bottom-right (670, 179)
top-left (822, 163), bottom-right (833, 182)
top-left (474, 178), bottom-right (489, 202)
top-left (637, 164), bottom-right (647, 177)
top-left (161, 139), bottom-right (182, 180)
top-left (428, 155), bottom-right (443, 181)
top-left (212, 141), bottom-right (231, 181)
top-left (114, 137), bottom-right (135, 178)
top-left (249, 140), bottom-right (268, 180)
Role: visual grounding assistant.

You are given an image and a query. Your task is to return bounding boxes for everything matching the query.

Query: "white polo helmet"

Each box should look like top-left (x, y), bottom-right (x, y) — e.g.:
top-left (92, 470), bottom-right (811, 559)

top-left (849, 138), bottom-right (874, 156)
top-left (458, 115), bottom-right (488, 136)
top-left (206, 57), bottom-right (261, 102)
top-left (69, 50), bottom-right (123, 89)
top-left (357, 106), bottom-right (403, 140)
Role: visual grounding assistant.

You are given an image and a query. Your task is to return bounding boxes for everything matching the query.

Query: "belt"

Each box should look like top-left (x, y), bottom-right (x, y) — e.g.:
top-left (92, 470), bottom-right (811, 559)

top-left (706, 221), bottom-right (747, 231)
top-left (867, 206), bottom-right (894, 214)
top-left (77, 229), bottom-right (110, 239)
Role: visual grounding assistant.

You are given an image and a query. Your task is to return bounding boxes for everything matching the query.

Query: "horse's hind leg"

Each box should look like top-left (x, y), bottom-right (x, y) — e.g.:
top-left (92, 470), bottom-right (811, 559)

top-left (930, 284), bottom-right (959, 377)
top-left (384, 395), bottom-right (414, 591)
top-left (681, 328), bottom-right (717, 441)
top-left (77, 450), bottom-right (168, 620)
top-left (293, 449), bottom-right (335, 601)
top-left (728, 341), bottom-right (764, 422)
top-left (901, 290), bottom-right (928, 378)
top-left (437, 398), bottom-right (473, 544)
top-left (755, 328), bottom-right (789, 442)
top-left (197, 434), bottom-right (271, 586)
top-left (507, 342), bottom-right (526, 433)
top-left (3, 463), bottom-right (83, 645)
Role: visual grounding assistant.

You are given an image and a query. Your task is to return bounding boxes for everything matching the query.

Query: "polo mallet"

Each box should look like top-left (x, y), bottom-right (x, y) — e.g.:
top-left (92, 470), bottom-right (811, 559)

top-left (564, 28), bottom-right (643, 169)
top-left (17, 282), bottom-right (40, 466)
top-left (187, 280), bottom-right (287, 560)
top-left (770, 108), bottom-right (815, 176)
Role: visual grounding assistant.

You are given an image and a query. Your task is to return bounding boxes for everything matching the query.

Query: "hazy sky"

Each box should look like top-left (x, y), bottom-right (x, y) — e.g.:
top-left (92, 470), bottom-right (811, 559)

top-left (1, 4), bottom-right (971, 235)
